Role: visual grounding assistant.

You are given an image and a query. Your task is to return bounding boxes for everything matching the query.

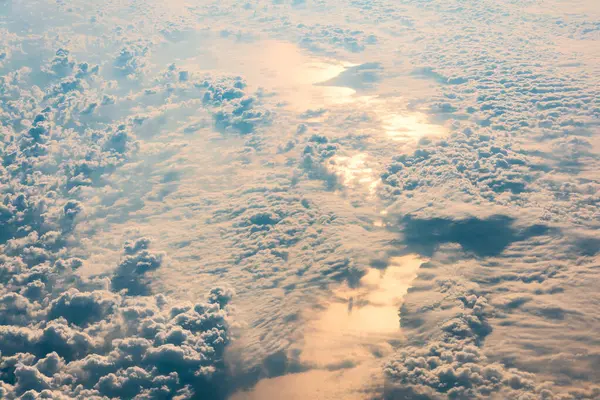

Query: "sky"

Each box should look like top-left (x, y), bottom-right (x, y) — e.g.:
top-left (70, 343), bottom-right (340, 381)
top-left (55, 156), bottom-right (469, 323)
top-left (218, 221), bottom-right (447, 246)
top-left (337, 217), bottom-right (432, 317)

top-left (0, 0), bottom-right (599, 399)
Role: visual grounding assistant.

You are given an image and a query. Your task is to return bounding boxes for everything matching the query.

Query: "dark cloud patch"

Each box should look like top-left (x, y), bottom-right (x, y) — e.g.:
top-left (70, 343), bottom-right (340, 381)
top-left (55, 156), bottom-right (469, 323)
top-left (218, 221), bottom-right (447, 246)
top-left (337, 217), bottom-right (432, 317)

top-left (412, 66), bottom-right (469, 85)
top-left (213, 97), bottom-right (271, 135)
top-left (200, 77), bottom-right (271, 135)
top-left (319, 62), bottom-right (382, 90)
top-left (47, 289), bottom-right (118, 327)
top-left (43, 49), bottom-right (75, 78)
top-left (111, 246), bottom-right (165, 296)
top-left (113, 46), bottom-right (149, 78)
top-left (124, 237), bottom-right (151, 255)
top-left (572, 236), bottom-right (600, 257)
top-left (201, 77), bottom-right (246, 105)
top-left (399, 215), bottom-right (550, 257)
top-left (298, 135), bottom-right (340, 190)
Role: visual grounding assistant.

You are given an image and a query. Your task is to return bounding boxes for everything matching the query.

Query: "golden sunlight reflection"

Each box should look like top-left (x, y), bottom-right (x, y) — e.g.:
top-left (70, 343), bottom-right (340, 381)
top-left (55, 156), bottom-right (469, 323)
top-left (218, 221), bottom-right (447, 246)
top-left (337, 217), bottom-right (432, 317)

top-left (379, 111), bottom-right (447, 141)
top-left (186, 40), bottom-right (357, 110)
top-left (300, 254), bottom-right (423, 368)
top-left (329, 153), bottom-right (379, 195)
top-left (374, 210), bottom-right (389, 228)
top-left (231, 255), bottom-right (425, 400)
top-left (188, 40), bottom-right (446, 141)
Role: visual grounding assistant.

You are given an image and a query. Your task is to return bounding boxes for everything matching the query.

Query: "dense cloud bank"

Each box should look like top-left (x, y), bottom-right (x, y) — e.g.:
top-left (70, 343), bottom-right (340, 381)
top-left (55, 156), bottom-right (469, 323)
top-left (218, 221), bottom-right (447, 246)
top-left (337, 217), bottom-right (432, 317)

top-left (275, 1), bottom-right (600, 398)
top-left (0, 45), bottom-right (235, 399)
top-left (0, 14), bottom-right (371, 393)
top-left (384, 245), bottom-right (600, 400)
top-left (384, 271), bottom-right (547, 399)
top-left (363, 0), bottom-right (600, 397)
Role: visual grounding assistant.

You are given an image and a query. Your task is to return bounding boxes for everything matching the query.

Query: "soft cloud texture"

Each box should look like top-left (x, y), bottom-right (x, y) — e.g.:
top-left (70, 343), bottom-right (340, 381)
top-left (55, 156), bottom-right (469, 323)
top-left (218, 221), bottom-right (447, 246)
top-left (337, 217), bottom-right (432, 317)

top-left (1, 0), bottom-right (599, 399)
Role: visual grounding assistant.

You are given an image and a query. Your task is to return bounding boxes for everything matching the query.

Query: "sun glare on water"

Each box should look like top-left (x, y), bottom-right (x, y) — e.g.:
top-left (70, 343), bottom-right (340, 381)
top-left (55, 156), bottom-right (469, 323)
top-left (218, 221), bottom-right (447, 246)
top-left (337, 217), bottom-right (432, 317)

top-left (231, 255), bottom-right (425, 400)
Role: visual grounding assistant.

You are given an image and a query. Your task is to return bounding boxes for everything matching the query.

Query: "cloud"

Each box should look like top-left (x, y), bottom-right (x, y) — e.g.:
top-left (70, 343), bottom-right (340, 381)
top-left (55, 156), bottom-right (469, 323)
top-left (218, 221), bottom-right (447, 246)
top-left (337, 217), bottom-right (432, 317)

top-left (47, 289), bottom-right (118, 327)
top-left (0, 35), bottom-right (237, 399)
top-left (111, 247), bottom-right (165, 296)
top-left (385, 262), bottom-right (549, 399)
top-left (319, 62), bottom-right (383, 91)
top-left (114, 46), bottom-right (149, 79)
top-left (399, 214), bottom-right (550, 257)
top-left (2, 1), bottom-right (599, 399)
top-left (298, 24), bottom-right (377, 53)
